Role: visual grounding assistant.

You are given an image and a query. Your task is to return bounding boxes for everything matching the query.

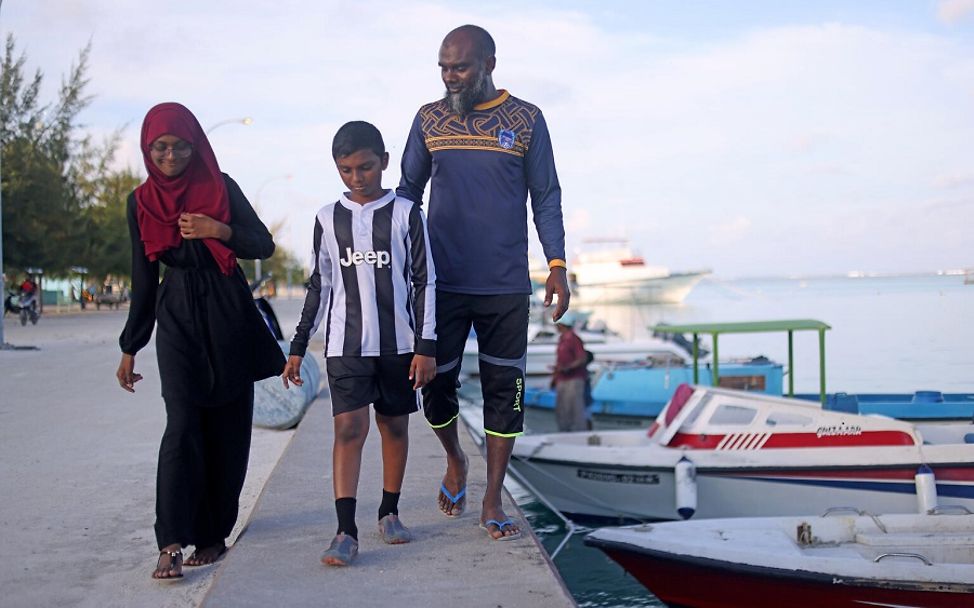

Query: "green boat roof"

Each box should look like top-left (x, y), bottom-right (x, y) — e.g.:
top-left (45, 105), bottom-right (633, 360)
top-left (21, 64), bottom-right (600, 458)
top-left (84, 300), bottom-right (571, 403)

top-left (651, 319), bottom-right (831, 335)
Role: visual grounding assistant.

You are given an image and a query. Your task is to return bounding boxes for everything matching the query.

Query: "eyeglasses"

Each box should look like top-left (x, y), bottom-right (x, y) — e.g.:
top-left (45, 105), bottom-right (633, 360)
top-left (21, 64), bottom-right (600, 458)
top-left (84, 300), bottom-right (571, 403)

top-left (149, 141), bottom-right (194, 158)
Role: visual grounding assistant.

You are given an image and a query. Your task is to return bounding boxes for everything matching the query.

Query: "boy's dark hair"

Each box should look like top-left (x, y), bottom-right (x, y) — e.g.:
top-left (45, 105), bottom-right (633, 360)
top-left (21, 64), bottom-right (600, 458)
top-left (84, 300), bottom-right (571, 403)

top-left (332, 121), bottom-right (385, 159)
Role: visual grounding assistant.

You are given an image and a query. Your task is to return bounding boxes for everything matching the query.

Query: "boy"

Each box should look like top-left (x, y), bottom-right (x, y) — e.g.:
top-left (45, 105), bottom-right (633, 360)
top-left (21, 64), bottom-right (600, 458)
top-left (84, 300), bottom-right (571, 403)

top-left (283, 121), bottom-right (436, 566)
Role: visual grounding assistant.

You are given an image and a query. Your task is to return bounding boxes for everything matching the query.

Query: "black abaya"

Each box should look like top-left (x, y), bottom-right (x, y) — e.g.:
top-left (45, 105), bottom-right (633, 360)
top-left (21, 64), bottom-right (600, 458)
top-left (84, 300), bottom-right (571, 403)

top-left (119, 173), bottom-right (285, 548)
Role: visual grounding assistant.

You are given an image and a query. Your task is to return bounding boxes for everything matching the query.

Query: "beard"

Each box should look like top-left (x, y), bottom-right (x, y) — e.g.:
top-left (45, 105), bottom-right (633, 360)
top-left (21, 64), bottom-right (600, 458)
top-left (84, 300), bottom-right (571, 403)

top-left (443, 68), bottom-right (489, 117)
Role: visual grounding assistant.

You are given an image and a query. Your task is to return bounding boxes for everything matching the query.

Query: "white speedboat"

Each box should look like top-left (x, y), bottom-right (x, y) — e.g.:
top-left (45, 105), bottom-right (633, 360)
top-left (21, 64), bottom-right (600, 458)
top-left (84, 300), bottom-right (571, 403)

top-left (462, 321), bottom-right (693, 381)
top-left (567, 240), bottom-right (709, 304)
top-left (510, 385), bottom-right (974, 520)
top-left (585, 511), bottom-right (974, 608)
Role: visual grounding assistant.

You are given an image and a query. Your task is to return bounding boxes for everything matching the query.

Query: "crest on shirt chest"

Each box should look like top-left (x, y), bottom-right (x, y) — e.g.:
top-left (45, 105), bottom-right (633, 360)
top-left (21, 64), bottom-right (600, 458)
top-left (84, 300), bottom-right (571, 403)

top-left (498, 129), bottom-right (516, 150)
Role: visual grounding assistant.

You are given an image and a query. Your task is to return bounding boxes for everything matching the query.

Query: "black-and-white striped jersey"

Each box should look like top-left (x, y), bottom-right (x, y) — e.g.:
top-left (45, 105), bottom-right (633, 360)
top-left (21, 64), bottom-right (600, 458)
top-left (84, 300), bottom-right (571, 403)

top-left (289, 190), bottom-right (436, 358)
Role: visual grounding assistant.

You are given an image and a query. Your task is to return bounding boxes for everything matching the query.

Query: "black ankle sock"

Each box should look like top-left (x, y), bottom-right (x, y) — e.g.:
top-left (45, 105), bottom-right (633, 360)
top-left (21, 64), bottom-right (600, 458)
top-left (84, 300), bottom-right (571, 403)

top-left (378, 490), bottom-right (401, 520)
top-left (335, 497), bottom-right (358, 540)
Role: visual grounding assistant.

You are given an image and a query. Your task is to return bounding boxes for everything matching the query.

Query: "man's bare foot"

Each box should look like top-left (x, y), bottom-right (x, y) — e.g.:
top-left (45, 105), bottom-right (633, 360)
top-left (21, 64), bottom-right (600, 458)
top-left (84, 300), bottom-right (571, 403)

top-left (184, 543), bottom-right (227, 567)
top-left (481, 505), bottom-right (521, 540)
top-left (152, 546), bottom-right (183, 580)
top-left (437, 454), bottom-right (468, 517)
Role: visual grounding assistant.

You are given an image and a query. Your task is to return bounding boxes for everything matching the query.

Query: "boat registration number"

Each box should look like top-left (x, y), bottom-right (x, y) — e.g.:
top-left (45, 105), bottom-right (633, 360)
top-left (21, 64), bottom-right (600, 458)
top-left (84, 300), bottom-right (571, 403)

top-left (577, 469), bottom-right (660, 484)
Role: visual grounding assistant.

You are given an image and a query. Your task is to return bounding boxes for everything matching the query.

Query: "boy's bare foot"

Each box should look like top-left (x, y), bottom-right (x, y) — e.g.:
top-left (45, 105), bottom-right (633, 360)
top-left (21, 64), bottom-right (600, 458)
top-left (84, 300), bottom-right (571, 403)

top-left (152, 547), bottom-right (183, 580)
top-left (185, 543), bottom-right (227, 566)
top-left (437, 454), bottom-right (468, 517)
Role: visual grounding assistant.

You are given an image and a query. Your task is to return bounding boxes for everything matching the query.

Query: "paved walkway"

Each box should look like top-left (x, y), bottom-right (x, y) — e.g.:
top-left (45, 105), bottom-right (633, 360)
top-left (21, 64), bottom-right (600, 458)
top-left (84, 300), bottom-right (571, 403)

top-left (0, 309), bottom-right (293, 608)
top-left (203, 391), bottom-right (575, 607)
top-left (0, 301), bottom-right (574, 607)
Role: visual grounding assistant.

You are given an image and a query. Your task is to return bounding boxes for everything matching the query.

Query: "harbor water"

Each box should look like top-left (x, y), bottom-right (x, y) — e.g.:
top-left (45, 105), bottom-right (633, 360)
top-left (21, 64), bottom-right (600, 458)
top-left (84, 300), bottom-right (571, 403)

top-left (508, 273), bottom-right (974, 608)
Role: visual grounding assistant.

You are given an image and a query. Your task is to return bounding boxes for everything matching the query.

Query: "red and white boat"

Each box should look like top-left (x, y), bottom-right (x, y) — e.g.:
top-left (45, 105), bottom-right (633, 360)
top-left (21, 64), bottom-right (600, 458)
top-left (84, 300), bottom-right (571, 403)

top-left (509, 385), bottom-right (974, 521)
top-left (585, 511), bottom-right (974, 608)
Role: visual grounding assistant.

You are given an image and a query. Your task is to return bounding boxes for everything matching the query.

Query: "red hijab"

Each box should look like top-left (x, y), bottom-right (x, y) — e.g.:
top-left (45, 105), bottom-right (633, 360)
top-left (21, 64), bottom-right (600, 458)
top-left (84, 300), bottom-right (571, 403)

top-left (135, 102), bottom-right (236, 275)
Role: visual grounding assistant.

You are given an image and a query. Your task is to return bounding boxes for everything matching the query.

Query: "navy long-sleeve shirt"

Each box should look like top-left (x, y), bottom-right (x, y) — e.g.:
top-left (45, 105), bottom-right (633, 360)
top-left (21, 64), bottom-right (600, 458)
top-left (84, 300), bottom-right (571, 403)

top-left (397, 90), bottom-right (566, 295)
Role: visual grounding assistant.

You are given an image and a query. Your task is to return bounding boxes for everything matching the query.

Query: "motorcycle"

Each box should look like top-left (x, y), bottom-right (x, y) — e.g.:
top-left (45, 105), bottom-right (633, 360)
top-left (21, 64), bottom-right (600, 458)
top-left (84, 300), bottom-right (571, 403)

top-left (4, 290), bottom-right (40, 326)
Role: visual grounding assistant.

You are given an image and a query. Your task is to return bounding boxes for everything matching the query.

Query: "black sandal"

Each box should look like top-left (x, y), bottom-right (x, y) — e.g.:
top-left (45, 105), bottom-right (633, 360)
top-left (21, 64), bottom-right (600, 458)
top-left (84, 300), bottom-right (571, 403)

top-left (152, 550), bottom-right (184, 580)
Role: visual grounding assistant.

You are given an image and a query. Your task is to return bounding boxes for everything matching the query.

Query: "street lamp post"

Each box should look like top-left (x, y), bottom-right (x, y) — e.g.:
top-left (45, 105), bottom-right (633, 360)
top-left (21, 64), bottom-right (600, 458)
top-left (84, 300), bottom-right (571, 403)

top-left (0, 0), bottom-right (7, 347)
top-left (205, 117), bottom-right (254, 135)
top-left (71, 266), bottom-right (89, 310)
top-left (253, 174), bottom-right (292, 285)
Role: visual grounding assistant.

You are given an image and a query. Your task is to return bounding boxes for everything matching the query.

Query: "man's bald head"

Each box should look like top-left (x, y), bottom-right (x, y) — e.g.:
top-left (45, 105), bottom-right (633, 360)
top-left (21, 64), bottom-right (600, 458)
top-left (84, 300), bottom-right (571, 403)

top-left (442, 25), bottom-right (495, 61)
top-left (438, 24), bottom-right (498, 116)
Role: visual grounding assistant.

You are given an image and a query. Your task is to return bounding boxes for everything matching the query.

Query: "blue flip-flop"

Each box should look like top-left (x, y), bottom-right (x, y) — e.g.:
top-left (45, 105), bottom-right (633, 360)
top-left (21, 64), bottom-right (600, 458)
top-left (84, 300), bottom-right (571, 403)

top-left (481, 518), bottom-right (522, 541)
top-left (439, 483), bottom-right (466, 518)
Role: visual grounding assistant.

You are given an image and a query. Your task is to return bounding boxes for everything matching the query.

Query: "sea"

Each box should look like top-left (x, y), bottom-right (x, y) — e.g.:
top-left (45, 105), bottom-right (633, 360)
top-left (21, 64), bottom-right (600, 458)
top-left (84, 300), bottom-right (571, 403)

top-left (506, 273), bottom-right (974, 608)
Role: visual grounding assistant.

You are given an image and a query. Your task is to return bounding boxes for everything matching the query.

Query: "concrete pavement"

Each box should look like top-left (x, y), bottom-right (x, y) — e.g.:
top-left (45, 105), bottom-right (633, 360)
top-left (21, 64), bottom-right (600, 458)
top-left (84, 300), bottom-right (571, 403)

top-left (0, 300), bottom-right (574, 607)
top-left (203, 390), bottom-right (574, 608)
top-left (0, 308), bottom-right (294, 607)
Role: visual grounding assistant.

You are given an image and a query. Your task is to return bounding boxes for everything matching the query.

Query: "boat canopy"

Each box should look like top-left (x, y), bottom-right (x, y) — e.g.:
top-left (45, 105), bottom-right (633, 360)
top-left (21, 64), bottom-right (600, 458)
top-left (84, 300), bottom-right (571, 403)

top-left (649, 319), bottom-right (831, 404)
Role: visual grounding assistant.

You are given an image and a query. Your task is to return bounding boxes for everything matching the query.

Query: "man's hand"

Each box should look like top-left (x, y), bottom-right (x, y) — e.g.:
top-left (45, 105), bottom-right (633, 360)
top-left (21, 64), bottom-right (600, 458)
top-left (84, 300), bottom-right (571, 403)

top-left (544, 266), bottom-right (570, 322)
top-left (179, 213), bottom-right (231, 241)
top-left (409, 354), bottom-right (436, 390)
top-left (282, 355), bottom-right (304, 389)
top-left (116, 353), bottom-right (143, 393)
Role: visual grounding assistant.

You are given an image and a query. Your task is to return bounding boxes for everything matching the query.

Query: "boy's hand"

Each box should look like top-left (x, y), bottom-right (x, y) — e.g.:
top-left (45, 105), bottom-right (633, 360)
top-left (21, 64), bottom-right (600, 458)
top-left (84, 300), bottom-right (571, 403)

top-left (409, 354), bottom-right (436, 390)
top-left (282, 355), bottom-right (304, 389)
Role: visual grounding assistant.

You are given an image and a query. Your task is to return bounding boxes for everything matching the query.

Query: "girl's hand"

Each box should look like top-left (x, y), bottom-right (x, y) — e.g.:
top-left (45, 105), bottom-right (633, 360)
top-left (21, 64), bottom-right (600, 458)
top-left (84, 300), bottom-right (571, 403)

top-left (179, 213), bottom-right (231, 241)
top-left (116, 353), bottom-right (143, 393)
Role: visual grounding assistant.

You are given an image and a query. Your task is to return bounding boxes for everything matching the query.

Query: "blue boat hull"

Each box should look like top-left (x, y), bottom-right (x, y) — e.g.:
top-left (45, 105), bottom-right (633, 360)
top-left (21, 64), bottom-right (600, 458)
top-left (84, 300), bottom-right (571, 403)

top-left (526, 364), bottom-right (974, 425)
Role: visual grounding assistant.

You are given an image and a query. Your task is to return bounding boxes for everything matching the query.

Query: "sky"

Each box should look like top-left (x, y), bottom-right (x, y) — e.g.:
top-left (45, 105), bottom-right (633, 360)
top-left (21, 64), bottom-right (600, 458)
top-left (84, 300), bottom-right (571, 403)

top-left (2, 0), bottom-right (973, 278)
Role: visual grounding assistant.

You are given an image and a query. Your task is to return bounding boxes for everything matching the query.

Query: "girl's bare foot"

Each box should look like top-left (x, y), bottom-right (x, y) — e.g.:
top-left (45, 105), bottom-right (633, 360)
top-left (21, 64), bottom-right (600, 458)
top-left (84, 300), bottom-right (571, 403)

top-left (184, 543), bottom-right (227, 567)
top-left (152, 545), bottom-right (183, 580)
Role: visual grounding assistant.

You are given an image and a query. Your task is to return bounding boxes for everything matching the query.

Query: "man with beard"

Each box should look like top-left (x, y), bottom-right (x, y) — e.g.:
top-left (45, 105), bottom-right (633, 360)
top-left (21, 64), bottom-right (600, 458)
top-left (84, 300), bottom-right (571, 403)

top-left (398, 24), bottom-right (569, 541)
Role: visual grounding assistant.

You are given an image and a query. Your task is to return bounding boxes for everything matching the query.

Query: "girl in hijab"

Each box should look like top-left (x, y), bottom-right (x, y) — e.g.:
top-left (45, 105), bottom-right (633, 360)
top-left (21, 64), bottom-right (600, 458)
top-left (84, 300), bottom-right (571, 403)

top-left (116, 102), bottom-right (285, 580)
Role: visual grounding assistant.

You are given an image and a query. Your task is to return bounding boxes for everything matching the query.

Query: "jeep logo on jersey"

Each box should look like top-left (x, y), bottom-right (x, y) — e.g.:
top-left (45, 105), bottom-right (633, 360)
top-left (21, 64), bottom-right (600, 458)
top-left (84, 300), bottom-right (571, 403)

top-left (498, 129), bottom-right (515, 149)
top-left (339, 247), bottom-right (391, 269)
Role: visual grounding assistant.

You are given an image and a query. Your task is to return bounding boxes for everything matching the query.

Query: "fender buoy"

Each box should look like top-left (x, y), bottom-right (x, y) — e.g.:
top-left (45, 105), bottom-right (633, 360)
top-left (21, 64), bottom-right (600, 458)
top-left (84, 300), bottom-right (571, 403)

top-left (675, 455), bottom-right (697, 520)
top-left (914, 464), bottom-right (937, 514)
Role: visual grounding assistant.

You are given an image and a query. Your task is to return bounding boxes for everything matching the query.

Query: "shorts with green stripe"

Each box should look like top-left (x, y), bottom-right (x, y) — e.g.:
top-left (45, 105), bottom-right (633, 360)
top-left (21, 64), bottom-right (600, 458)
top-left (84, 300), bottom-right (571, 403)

top-left (422, 291), bottom-right (528, 436)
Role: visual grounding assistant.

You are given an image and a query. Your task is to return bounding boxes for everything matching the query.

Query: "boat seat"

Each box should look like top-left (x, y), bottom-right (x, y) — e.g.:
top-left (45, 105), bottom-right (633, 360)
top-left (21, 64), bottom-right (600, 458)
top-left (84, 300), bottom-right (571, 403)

top-left (826, 393), bottom-right (859, 414)
top-left (964, 433), bottom-right (974, 444)
top-left (912, 390), bottom-right (944, 404)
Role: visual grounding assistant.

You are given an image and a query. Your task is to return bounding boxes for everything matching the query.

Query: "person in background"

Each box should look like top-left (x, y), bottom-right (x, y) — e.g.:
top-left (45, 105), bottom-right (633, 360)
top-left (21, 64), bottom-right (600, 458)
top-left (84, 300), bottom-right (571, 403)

top-left (552, 311), bottom-right (588, 432)
top-left (116, 102), bottom-right (284, 581)
top-left (20, 275), bottom-right (37, 296)
top-left (283, 121), bottom-right (437, 567)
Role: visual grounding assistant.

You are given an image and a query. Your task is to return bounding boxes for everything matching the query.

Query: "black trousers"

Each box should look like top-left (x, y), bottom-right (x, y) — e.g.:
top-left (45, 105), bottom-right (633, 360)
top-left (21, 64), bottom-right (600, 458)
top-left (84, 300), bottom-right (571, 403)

top-left (154, 390), bottom-right (254, 550)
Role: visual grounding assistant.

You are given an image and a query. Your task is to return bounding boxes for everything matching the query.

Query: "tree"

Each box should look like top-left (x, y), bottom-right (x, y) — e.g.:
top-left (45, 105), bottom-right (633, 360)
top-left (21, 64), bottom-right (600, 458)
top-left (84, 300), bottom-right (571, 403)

top-left (238, 217), bottom-right (307, 293)
top-left (0, 35), bottom-right (93, 276)
top-left (83, 167), bottom-right (141, 280)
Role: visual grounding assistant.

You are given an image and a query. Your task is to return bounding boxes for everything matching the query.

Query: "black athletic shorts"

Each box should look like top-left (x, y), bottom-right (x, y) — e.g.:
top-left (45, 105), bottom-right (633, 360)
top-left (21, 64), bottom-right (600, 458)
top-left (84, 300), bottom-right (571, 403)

top-left (326, 353), bottom-right (420, 417)
top-left (422, 291), bottom-right (528, 436)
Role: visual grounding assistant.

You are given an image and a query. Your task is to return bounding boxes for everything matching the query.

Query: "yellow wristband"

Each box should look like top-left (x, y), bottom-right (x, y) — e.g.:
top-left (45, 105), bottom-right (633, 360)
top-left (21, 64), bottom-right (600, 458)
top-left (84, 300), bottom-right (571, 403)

top-left (548, 259), bottom-right (567, 270)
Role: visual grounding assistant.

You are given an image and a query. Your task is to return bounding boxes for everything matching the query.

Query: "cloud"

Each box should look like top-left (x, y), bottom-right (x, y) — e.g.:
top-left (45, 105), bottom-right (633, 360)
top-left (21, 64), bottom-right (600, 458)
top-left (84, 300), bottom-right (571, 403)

top-left (707, 216), bottom-right (751, 246)
top-left (4, 2), bottom-right (974, 276)
top-left (565, 208), bottom-right (592, 234)
top-left (937, 0), bottom-right (974, 24)
top-left (933, 172), bottom-right (974, 189)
